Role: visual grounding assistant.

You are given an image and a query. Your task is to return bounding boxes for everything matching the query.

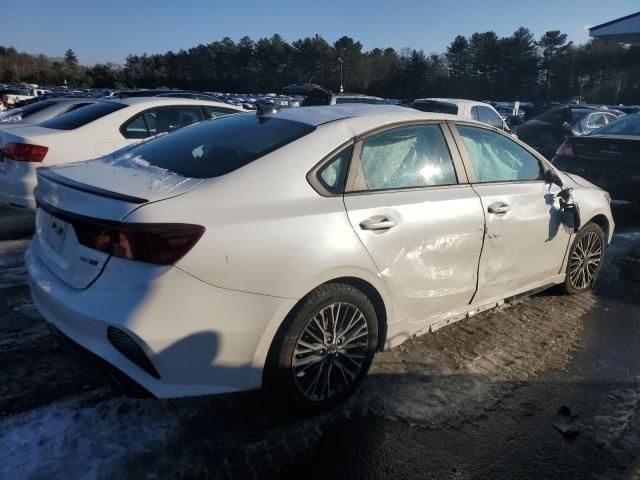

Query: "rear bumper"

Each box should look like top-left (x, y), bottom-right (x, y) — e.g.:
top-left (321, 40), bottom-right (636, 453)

top-left (26, 240), bottom-right (296, 398)
top-left (0, 161), bottom-right (37, 209)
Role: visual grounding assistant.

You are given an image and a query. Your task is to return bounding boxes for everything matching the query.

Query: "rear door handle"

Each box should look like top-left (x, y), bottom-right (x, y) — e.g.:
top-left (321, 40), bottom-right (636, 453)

top-left (359, 216), bottom-right (397, 231)
top-left (487, 202), bottom-right (511, 214)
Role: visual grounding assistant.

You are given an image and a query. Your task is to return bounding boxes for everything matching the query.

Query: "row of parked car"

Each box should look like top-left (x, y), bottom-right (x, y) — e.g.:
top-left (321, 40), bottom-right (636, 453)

top-left (1, 88), bottom-right (616, 410)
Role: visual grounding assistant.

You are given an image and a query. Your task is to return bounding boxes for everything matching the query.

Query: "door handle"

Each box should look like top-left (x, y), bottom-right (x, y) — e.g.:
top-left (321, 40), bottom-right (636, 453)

top-left (487, 202), bottom-right (511, 214)
top-left (359, 216), bottom-right (397, 231)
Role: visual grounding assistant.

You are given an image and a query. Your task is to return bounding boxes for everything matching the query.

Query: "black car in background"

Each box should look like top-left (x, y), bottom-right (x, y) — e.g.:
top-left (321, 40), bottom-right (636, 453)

top-left (552, 113), bottom-right (640, 203)
top-left (515, 105), bottom-right (620, 159)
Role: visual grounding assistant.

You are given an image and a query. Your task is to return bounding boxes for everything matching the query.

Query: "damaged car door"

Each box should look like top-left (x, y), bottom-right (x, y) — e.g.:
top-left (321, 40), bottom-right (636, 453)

top-left (343, 122), bottom-right (485, 325)
top-left (451, 123), bottom-right (572, 303)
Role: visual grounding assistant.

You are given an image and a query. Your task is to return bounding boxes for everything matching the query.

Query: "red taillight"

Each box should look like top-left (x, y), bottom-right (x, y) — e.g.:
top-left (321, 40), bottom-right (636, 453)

top-left (556, 140), bottom-right (575, 158)
top-left (38, 203), bottom-right (205, 266)
top-left (75, 221), bottom-right (205, 265)
top-left (4, 143), bottom-right (49, 162)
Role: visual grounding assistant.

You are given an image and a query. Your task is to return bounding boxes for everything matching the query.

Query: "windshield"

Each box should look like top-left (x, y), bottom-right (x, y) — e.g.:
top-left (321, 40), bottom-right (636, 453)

top-left (590, 113), bottom-right (640, 136)
top-left (117, 113), bottom-right (315, 178)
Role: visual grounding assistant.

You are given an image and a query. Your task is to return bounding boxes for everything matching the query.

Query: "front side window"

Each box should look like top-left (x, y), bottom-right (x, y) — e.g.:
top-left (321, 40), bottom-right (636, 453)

top-left (476, 106), bottom-right (504, 129)
top-left (471, 106), bottom-right (480, 121)
top-left (122, 106), bottom-right (205, 139)
top-left (457, 125), bottom-right (543, 183)
top-left (359, 124), bottom-right (457, 190)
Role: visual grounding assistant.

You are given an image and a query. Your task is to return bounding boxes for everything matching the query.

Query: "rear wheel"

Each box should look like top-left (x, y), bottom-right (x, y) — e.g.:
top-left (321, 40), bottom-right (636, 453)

top-left (562, 222), bottom-right (605, 294)
top-left (264, 283), bottom-right (378, 412)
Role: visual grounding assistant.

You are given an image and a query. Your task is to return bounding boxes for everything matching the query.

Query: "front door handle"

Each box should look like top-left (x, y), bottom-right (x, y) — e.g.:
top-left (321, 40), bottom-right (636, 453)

top-left (487, 202), bottom-right (511, 215)
top-left (359, 216), bottom-right (397, 231)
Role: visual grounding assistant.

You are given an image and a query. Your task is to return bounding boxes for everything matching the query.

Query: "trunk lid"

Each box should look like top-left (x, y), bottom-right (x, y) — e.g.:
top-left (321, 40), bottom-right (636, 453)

top-left (34, 155), bottom-right (202, 289)
top-left (567, 135), bottom-right (640, 201)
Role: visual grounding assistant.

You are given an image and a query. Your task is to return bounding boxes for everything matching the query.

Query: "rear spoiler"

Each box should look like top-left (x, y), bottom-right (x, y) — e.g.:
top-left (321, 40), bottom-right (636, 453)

top-left (37, 167), bottom-right (148, 204)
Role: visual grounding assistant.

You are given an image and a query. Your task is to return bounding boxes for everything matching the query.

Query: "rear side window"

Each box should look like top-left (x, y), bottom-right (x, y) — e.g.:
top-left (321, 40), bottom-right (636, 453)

top-left (123, 114), bottom-right (315, 178)
top-left (317, 146), bottom-right (353, 194)
top-left (412, 101), bottom-right (458, 115)
top-left (359, 124), bottom-right (457, 190)
top-left (122, 106), bottom-right (205, 139)
top-left (457, 125), bottom-right (542, 183)
top-left (476, 106), bottom-right (504, 128)
top-left (41, 101), bottom-right (127, 130)
top-left (203, 106), bottom-right (238, 119)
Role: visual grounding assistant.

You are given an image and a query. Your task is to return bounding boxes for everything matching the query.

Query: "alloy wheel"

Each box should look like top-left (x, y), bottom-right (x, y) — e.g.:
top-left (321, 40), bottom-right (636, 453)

top-left (292, 302), bottom-right (369, 402)
top-left (569, 231), bottom-right (603, 290)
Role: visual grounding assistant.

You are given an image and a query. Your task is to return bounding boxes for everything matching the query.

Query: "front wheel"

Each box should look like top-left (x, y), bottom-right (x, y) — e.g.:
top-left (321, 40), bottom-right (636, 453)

top-left (562, 222), bottom-right (605, 294)
top-left (264, 283), bottom-right (378, 412)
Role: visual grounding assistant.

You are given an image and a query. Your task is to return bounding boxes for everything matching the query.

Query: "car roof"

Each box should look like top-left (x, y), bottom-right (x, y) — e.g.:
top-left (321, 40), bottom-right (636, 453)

top-left (107, 97), bottom-right (243, 109)
top-left (415, 98), bottom-right (493, 108)
top-left (261, 104), bottom-right (465, 128)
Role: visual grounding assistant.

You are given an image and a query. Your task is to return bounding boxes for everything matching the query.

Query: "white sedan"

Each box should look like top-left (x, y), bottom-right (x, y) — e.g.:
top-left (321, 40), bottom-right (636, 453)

top-left (0, 97), bottom-right (243, 209)
top-left (26, 104), bottom-right (613, 410)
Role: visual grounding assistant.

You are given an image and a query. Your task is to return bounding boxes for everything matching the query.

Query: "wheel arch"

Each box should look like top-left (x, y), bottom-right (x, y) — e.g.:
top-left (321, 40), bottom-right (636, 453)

top-left (585, 213), bottom-right (610, 244)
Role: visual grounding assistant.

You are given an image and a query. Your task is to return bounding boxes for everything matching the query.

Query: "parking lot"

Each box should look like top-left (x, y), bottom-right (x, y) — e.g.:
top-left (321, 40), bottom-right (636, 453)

top-left (0, 204), bottom-right (638, 479)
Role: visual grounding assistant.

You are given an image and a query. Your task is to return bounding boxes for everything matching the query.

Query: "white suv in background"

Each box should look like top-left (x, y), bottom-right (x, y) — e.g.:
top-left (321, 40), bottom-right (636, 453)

top-left (412, 98), bottom-right (511, 132)
top-left (0, 97), bottom-right (243, 209)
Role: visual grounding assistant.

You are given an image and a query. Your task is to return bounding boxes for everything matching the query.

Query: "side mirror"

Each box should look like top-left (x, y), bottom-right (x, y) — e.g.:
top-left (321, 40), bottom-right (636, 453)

top-left (561, 121), bottom-right (572, 133)
top-left (545, 169), bottom-right (564, 188)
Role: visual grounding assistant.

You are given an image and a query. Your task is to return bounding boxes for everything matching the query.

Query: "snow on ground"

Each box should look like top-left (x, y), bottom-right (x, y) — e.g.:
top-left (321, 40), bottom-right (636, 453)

top-left (0, 393), bottom-right (209, 479)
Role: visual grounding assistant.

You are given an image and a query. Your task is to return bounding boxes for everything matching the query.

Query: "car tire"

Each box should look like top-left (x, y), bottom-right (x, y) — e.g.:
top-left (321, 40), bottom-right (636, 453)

top-left (562, 222), bottom-right (605, 294)
top-left (264, 283), bottom-right (378, 412)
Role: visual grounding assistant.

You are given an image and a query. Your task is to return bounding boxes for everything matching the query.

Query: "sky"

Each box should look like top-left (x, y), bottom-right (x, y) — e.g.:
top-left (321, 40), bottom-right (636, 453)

top-left (1, 0), bottom-right (639, 65)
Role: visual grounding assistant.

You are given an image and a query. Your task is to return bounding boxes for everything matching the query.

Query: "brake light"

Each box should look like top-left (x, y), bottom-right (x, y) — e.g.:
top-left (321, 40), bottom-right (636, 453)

top-left (556, 140), bottom-right (575, 158)
top-left (38, 204), bottom-right (205, 265)
top-left (76, 221), bottom-right (205, 265)
top-left (4, 143), bottom-right (49, 162)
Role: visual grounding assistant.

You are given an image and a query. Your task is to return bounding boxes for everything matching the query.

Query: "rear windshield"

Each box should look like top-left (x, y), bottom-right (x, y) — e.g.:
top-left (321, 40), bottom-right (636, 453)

top-left (125, 113), bottom-right (315, 178)
top-left (15, 100), bottom-right (56, 118)
top-left (41, 101), bottom-right (127, 130)
top-left (412, 101), bottom-right (459, 115)
top-left (590, 113), bottom-right (640, 136)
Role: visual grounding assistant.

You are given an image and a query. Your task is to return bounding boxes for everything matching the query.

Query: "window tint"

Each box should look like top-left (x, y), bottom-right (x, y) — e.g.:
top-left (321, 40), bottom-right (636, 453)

top-left (476, 106), bottom-right (504, 128)
top-left (203, 106), bottom-right (237, 119)
top-left (123, 115), bottom-right (149, 139)
top-left (457, 125), bottom-right (542, 183)
top-left (13, 100), bottom-right (55, 118)
top-left (471, 106), bottom-right (480, 120)
top-left (41, 101), bottom-right (127, 130)
top-left (587, 113), bottom-right (607, 128)
top-left (590, 113), bottom-right (640, 136)
top-left (64, 102), bottom-right (93, 114)
top-left (122, 106), bottom-right (205, 139)
top-left (318, 145), bottom-right (353, 194)
top-left (359, 124), bottom-right (457, 190)
top-left (119, 114), bottom-right (315, 178)
top-left (412, 101), bottom-right (459, 115)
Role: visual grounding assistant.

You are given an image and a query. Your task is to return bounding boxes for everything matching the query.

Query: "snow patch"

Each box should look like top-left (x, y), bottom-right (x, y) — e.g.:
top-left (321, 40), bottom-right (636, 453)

top-left (0, 393), bottom-right (201, 479)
